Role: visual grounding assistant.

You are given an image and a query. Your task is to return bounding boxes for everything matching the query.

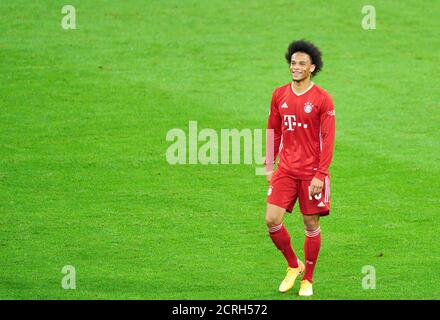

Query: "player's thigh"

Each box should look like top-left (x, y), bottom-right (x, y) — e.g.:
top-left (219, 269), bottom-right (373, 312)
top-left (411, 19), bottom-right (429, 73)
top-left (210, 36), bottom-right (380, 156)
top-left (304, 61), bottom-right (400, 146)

top-left (265, 203), bottom-right (286, 228)
top-left (267, 167), bottom-right (299, 216)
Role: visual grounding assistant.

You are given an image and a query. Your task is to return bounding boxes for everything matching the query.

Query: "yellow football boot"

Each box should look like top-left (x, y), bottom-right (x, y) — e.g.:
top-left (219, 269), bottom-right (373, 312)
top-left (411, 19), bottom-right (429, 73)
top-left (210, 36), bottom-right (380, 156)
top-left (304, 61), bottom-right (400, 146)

top-left (278, 260), bottom-right (305, 293)
top-left (298, 279), bottom-right (313, 296)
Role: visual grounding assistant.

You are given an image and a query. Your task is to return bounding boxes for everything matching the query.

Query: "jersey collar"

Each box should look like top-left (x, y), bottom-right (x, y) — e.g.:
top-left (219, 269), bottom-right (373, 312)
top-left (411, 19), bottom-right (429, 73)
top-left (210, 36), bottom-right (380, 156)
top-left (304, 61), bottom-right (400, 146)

top-left (290, 82), bottom-right (315, 96)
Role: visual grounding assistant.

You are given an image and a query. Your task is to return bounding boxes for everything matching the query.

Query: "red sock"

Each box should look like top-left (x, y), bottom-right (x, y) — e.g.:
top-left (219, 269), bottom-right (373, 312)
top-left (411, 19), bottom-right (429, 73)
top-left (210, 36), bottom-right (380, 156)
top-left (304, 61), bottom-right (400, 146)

top-left (268, 224), bottom-right (298, 268)
top-left (303, 227), bottom-right (321, 283)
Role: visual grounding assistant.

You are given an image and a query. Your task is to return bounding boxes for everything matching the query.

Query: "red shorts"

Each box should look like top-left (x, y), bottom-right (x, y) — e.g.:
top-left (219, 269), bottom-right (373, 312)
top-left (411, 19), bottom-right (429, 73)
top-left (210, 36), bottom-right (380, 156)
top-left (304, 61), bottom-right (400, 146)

top-left (267, 166), bottom-right (331, 216)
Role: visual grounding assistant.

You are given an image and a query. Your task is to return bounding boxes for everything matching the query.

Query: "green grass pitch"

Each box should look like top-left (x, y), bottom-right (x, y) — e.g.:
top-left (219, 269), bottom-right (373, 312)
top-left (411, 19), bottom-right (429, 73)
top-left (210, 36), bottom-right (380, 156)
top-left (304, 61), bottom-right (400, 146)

top-left (1, 0), bottom-right (439, 299)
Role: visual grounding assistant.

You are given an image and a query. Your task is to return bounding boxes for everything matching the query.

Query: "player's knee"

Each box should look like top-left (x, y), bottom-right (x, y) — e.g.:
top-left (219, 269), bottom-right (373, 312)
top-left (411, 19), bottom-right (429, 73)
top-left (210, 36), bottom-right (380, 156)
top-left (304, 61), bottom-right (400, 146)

top-left (265, 216), bottom-right (280, 229)
top-left (303, 215), bottom-right (320, 231)
top-left (265, 212), bottom-right (283, 228)
top-left (265, 204), bottom-right (285, 228)
top-left (304, 220), bottom-right (319, 231)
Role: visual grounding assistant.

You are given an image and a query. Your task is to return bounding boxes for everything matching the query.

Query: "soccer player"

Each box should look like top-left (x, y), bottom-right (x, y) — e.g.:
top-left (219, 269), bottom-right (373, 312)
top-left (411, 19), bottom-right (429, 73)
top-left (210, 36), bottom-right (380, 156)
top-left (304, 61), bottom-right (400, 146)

top-left (264, 40), bottom-right (336, 297)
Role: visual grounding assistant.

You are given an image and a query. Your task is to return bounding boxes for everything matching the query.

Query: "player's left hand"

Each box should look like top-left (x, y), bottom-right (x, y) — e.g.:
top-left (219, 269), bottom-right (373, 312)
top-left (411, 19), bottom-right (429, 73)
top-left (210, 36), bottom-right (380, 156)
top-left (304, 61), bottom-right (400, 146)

top-left (309, 177), bottom-right (324, 197)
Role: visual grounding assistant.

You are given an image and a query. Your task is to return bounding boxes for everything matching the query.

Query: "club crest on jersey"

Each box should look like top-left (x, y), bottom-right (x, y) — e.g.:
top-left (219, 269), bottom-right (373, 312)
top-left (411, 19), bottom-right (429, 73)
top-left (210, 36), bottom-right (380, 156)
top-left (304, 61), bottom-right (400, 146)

top-left (304, 102), bottom-right (314, 113)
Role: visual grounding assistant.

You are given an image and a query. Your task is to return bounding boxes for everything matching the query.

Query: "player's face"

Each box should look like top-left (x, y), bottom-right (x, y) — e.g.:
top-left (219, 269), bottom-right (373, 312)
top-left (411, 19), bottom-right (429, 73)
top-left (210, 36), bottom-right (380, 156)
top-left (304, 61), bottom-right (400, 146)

top-left (290, 52), bottom-right (316, 82)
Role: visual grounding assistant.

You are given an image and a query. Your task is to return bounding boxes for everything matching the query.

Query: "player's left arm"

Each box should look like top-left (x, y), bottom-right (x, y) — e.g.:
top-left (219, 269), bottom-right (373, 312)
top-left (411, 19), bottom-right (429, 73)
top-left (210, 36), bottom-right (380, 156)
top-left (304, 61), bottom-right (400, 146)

top-left (310, 94), bottom-right (336, 196)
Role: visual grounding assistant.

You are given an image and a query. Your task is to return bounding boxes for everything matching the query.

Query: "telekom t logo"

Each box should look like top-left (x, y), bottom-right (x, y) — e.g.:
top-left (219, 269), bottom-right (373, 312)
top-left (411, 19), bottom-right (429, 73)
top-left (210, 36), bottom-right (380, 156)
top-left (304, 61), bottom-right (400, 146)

top-left (284, 115), bottom-right (296, 131)
top-left (283, 114), bottom-right (308, 131)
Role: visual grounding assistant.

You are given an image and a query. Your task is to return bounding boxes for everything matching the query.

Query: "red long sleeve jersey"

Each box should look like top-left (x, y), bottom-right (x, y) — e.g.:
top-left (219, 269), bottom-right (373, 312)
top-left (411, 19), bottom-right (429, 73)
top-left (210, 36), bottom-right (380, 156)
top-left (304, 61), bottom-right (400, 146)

top-left (266, 82), bottom-right (336, 181)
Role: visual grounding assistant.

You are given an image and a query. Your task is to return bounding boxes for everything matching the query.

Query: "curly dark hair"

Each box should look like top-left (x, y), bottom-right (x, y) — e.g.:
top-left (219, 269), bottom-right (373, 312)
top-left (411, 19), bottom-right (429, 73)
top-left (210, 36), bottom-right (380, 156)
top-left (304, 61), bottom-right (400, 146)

top-left (285, 40), bottom-right (323, 76)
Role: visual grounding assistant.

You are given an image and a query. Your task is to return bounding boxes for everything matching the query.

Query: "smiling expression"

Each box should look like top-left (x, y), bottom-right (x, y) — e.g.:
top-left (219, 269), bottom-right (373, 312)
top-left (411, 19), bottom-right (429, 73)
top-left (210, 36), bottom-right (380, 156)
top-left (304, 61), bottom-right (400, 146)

top-left (290, 52), bottom-right (316, 82)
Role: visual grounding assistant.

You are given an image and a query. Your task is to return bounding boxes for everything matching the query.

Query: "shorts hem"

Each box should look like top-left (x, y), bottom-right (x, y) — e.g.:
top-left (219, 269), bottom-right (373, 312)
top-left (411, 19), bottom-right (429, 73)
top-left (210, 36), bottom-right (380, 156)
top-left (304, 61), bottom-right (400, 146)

top-left (300, 210), bottom-right (330, 216)
top-left (267, 200), bottom-right (292, 213)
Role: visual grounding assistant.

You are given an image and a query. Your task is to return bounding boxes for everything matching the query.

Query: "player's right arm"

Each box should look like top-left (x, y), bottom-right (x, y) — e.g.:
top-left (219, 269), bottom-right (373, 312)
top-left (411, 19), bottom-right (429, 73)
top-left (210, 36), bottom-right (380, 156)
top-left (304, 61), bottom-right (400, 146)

top-left (265, 89), bottom-right (282, 182)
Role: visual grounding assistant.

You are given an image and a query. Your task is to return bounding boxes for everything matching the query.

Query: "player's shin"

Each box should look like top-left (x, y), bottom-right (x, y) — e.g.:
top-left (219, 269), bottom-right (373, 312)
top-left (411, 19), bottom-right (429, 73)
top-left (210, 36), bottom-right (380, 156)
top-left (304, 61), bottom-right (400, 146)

top-left (303, 227), bottom-right (321, 282)
top-left (268, 224), bottom-right (299, 268)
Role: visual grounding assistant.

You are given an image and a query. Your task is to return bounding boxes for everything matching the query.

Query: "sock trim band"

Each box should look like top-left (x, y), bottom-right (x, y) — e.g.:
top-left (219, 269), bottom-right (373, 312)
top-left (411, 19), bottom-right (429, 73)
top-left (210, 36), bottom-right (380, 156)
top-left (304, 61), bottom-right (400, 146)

top-left (305, 227), bottom-right (321, 237)
top-left (269, 224), bottom-right (283, 233)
